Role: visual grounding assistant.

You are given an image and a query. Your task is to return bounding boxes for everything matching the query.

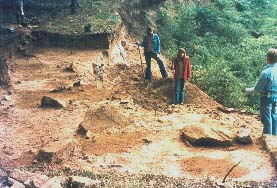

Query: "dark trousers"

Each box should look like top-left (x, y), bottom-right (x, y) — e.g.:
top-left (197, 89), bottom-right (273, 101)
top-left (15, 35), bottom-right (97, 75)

top-left (144, 52), bottom-right (168, 80)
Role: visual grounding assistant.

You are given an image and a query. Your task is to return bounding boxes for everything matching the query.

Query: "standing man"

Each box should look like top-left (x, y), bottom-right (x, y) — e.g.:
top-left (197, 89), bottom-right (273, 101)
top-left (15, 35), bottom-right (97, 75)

top-left (246, 48), bottom-right (277, 136)
top-left (137, 26), bottom-right (168, 80)
top-left (15, 0), bottom-right (24, 24)
top-left (172, 48), bottom-right (191, 104)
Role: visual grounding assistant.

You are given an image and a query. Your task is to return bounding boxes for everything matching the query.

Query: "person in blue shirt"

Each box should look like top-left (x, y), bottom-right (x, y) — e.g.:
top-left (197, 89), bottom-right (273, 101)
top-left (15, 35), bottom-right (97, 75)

top-left (246, 48), bottom-right (277, 136)
top-left (137, 27), bottom-right (168, 80)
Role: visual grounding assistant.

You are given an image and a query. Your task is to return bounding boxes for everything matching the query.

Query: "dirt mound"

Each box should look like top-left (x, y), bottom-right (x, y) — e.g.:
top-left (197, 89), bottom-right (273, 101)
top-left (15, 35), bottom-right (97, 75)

top-left (186, 82), bottom-right (222, 108)
top-left (81, 101), bottom-right (135, 133)
top-left (105, 56), bottom-right (220, 113)
top-left (76, 101), bottom-right (149, 156)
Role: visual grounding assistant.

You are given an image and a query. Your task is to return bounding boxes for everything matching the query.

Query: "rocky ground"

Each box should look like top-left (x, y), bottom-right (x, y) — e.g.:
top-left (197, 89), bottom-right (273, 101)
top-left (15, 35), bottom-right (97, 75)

top-left (0, 27), bottom-right (276, 187)
top-left (1, 0), bottom-right (277, 188)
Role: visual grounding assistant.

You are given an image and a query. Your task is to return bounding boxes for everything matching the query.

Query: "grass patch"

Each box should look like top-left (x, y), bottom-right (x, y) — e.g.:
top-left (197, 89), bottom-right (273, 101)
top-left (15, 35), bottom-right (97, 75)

top-left (32, 0), bottom-right (122, 33)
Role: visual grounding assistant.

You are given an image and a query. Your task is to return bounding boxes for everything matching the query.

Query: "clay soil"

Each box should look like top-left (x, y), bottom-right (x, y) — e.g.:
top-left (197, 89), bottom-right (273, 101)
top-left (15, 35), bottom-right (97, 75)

top-left (0, 30), bottom-right (275, 184)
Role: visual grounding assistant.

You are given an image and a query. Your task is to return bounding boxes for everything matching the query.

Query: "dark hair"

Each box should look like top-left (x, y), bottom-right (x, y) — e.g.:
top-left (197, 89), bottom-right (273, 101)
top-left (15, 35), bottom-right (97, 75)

top-left (147, 26), bottom-right (154, 32)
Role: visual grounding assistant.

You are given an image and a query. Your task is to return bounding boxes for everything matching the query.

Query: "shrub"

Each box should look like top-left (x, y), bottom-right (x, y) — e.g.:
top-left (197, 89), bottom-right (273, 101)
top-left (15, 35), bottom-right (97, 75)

top-left (156, 0), bottom-right (277, 110)
top-left (192, 59), bottom-right (245, 107)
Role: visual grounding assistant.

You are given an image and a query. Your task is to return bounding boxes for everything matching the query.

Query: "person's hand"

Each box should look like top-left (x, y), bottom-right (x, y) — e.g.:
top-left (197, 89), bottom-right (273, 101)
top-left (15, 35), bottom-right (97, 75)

top-left (245, 87), bottom-right (254, 94)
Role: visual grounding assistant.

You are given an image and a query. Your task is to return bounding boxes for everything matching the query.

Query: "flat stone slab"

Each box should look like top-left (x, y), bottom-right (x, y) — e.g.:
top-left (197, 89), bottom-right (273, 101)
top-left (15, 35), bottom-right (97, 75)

top-left (180, 124), bottom-right (235, 147)
top-left (180, 124), bottom-right (252, 147)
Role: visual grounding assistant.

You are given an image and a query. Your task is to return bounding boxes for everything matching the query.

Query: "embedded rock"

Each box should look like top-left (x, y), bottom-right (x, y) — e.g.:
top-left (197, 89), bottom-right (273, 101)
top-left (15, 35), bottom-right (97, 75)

top-left (234, 129), bottom-right (253, 145)
top-left (180, 124), bottom-right (234, 147)
top-left (40, 96), bottom-right (66, 108)
top-left (35, 140), bottom-right (76, 164)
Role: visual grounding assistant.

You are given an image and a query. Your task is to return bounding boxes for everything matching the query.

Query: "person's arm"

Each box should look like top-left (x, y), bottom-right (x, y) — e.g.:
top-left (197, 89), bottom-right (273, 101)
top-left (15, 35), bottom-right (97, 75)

top-left (245, 72), bottom-right (267, 94)
top-left (254, 71), bottom-right (268, 93)
top-left (135, 41), bottom-right (142, 46)
top-left (136, 36), bottom-right (146, 47)
top-left (137, 41), bottom-right (143, 47)
top-left (246, 71), bottom-right (268, 94)
top-left (186, 56), bottom-right (192, 80)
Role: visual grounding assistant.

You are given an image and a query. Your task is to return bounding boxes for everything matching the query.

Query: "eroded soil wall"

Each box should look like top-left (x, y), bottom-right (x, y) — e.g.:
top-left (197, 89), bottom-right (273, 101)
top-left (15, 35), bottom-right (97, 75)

top-left (0, 56), bottom-right (9, 86)
top-left (0, 32), bottom-right (17, 86)
top-left (32, 30), bottom-right (112, 49)
top-left (0, 28), bottom-right (33, 86)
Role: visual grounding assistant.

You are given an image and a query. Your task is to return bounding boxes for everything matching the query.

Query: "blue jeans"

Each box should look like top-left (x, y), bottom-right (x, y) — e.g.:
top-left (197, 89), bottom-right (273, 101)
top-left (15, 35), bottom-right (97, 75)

top-left (175, 79), bottom-right (186, 104)
top-left (145, 52), bottom-right (168, 80)
top-left (260, 96), bottom-right (277, 135)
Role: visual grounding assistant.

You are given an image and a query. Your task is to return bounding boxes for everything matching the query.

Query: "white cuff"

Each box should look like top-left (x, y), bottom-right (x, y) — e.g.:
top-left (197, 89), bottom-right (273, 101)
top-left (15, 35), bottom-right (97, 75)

top-left (245, 87), bottom-right (255, 94)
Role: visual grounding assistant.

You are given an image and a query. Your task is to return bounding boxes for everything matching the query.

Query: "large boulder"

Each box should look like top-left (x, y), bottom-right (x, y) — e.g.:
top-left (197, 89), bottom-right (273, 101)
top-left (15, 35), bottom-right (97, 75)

top-left (180, 125), bottom-right (253, 147)
top-left (180, 124), bottom-right (235, 147)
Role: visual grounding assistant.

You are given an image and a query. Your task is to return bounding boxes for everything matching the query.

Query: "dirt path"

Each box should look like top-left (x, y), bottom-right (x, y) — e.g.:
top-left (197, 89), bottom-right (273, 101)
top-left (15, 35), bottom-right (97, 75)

top-left (0, 39), bottom-right (275, 183)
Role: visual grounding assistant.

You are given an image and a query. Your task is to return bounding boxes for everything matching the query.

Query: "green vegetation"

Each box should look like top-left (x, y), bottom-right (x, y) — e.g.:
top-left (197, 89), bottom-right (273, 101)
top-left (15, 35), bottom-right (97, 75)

top-left (38, 0), bottom-right (122, 33)
top-left (157, 0), bottom-right (277, 111)
top-left (33, 0), bottom-right (276, 111)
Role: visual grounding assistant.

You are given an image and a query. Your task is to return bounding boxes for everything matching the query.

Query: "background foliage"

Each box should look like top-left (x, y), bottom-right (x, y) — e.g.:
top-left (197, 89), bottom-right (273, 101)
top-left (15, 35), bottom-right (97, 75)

top-left (157, 0), bottom-right (277, 111)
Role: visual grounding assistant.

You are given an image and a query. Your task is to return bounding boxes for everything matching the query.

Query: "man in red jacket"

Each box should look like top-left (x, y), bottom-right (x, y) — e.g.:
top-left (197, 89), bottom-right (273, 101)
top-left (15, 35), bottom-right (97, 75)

top-left (172, 48), bottom-right (191, 104)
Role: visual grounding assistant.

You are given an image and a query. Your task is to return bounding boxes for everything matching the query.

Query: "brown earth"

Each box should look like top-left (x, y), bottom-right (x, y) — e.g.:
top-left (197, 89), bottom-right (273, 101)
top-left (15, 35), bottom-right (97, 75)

top-left (0, 27), bottom-right (275, 184)
top-left (0, 0), bottom-right (276, 184)
top-left (181, 156), bottom-right (249, 179)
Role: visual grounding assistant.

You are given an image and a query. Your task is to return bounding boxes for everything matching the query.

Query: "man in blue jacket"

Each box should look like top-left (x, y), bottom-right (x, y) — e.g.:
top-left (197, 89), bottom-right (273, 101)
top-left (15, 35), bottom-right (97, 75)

top-left (137, 27), bottom-right (168, 80)
top-left (246, 48), bottom-right (277, 136)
